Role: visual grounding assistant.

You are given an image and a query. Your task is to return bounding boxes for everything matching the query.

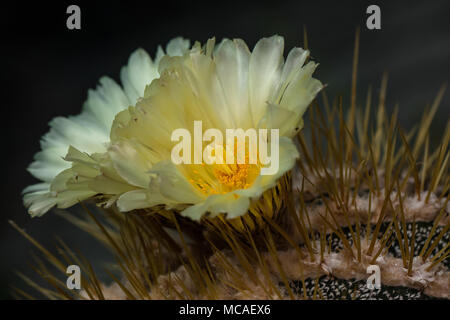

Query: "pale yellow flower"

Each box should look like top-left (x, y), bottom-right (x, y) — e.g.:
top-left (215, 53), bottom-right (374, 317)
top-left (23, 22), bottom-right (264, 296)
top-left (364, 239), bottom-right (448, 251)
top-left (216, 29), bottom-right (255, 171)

top-left (70, 36), bottom-right (322, 220)
top-left (26, 35), bottom-right (322, 221)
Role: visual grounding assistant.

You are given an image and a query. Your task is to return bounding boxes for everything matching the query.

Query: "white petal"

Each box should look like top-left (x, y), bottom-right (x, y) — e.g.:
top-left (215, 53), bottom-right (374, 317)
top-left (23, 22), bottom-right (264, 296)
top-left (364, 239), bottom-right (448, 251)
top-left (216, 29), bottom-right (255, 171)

top-left (27, 149), bottom-right (68, 182)
top-left (83, 77), bottom-right (131, 132)
top-left (55, 189), bottom-right (97, 209)
top-left (279, 61), bottom-right (323, 116)
top-left (281, 48), bottom-right (309, 83)
top-left (25, 192), bottom-right (58, 217)
top-left (249, 35), bottom-right (284, 125)
top-left (214, 39), bottom-right (253, 128)
top-left (22, 182), bottom-right (50, 195)
top-left (165, 37), bottom-right (191, 56)
top-left (28, 114), bottom-right (109, 183)
top-left (275, 47), bottom-right (309, 103)
top-left (120, 49), bottom-right (159, 105)
top-left (181, 193), bottom-right (250, 221)
top-left (117, 190), bottom-right (151, 212)
top-left (258, 103), bottom-right (304, 137)
top-left (149, 161), bottom-right (204, 204)
top-left (108, 140), bottom-right (154, 188)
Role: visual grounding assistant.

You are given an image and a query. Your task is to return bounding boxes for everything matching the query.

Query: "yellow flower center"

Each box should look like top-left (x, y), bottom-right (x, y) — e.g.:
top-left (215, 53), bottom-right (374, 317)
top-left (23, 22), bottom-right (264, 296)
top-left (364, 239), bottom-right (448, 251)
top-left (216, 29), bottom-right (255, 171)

top-left (184, 148), bottom-right (260, 196)
top-left (213, 162), bottom-right (251, 190)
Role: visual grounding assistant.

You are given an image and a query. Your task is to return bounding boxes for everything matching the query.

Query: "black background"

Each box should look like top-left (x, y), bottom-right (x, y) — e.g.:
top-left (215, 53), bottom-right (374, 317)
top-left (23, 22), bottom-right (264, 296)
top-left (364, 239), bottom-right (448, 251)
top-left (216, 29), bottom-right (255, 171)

top-left (0, 0), bottom-right (449, 299)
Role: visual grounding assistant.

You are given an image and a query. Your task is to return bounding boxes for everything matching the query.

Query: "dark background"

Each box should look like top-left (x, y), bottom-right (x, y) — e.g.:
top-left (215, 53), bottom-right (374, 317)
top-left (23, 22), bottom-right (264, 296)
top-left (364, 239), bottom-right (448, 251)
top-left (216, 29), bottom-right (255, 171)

top-left (0, 0), bottom-right (449, 299)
